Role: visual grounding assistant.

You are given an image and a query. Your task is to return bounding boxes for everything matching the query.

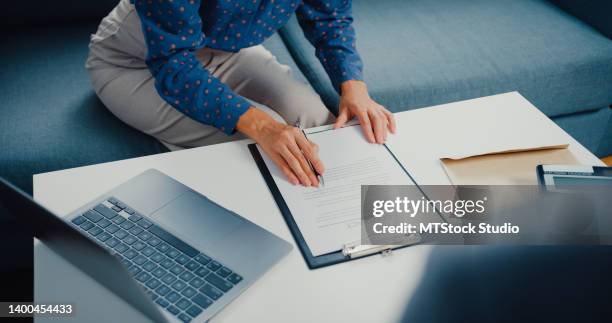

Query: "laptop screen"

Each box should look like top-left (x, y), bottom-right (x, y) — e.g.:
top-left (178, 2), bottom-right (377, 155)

top-left (0, 177), bottom-right (165, 322)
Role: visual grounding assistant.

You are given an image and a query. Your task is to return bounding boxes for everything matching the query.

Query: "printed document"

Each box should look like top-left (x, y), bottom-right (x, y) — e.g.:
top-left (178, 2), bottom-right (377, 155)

top-left (258, 125), bottom-right (415, 256)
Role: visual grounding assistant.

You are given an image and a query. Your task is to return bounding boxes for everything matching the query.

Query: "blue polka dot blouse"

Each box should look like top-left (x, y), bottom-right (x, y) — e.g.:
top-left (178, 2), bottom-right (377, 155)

top-left (132, 0), bottom-right (363, 134)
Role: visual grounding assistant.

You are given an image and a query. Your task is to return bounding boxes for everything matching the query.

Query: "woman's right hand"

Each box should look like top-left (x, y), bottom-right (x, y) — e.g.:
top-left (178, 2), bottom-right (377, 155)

top-left (237, 107), bottom-right (324, 186)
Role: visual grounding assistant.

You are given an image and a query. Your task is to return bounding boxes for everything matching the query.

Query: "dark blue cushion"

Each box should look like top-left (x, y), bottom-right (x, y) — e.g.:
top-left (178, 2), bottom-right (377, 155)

top-left (552, 107), bottom-right (612, 157)
top-left (280, 0), bottom-right (612, 118)
top-left (0, 23), bottom-right (169, 194)
top-left (551, 0), bottom-right (612, 39)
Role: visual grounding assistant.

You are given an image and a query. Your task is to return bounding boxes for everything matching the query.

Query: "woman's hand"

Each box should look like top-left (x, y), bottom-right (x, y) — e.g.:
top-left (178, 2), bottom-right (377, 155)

top-left (334, 80), bottom-right (396, 143)
top-left (237, 107), bottom-right (323, 186)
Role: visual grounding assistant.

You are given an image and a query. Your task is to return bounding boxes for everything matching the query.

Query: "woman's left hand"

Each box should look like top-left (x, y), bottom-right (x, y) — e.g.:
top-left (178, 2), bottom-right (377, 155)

top-left (334, 80), bottom-right (396, 143)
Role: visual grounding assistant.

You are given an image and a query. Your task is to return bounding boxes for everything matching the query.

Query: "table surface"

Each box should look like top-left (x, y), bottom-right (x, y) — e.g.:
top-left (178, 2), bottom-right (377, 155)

top-left (33, 92), bottom-right (603, 323)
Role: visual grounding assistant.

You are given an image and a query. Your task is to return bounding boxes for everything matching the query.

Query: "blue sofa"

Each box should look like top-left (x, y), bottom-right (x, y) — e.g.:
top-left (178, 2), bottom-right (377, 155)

top-left (1, 0), bottom-right (611, 195)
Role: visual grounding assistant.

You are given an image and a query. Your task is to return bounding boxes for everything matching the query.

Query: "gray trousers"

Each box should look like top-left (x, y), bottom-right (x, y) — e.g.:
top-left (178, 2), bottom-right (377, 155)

top-left (86, 0), bottom-right (333, 150)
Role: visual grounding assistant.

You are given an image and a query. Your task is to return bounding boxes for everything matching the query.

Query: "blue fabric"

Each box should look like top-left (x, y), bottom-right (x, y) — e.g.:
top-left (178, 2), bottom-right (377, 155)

top-left (280, 0), bottom-right (612, 119)
top-left (596, 112), bottom-right (612, 157)
top-left (0, 23), bottom-right (169, 194)
top-left (552, 107), bottom-right (612, 157)
top-left (550, 0), bottom-right (612, 39)
top-left (0, 20), bottom-right (313, 194)
top-left (133, 0), bottom-right (362, 134)
top-left (295, 1), bottom-right (363, 92)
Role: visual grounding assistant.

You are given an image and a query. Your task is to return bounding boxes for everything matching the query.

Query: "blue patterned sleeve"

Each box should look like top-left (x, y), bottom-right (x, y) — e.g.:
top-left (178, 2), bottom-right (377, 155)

top-left (133, 0), bottom-right (250, 135)
top-left (296, 0), bottom-right (364, 93)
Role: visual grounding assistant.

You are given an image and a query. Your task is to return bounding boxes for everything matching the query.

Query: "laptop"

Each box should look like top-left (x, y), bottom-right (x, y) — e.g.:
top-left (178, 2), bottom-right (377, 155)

top-left (0, 169), bottom-right (292, 322)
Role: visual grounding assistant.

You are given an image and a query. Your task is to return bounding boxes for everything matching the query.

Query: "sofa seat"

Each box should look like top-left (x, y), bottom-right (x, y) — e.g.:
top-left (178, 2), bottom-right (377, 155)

top-left (0, 23), bottom-right (313, 194)
top-left (553, 107), bottom-right (612, 156)
top-left (279, 0), bottom-right (612, 148)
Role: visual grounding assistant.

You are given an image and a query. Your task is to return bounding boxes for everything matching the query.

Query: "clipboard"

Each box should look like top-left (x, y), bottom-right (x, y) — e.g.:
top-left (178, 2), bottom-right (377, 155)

top-left (248, 130), bottom-right (426, 269)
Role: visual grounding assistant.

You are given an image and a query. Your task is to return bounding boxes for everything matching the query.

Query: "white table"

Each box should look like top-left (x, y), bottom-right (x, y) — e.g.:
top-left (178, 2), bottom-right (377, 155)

top-left (33, 92), bottom-right (603, 322)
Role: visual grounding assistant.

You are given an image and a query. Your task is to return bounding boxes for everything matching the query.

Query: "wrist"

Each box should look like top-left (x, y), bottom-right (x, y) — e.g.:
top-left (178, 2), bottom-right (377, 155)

top-left (236, 107), bottom-right (280, 141)
top-left (340, 80), bottom-right (368, 96)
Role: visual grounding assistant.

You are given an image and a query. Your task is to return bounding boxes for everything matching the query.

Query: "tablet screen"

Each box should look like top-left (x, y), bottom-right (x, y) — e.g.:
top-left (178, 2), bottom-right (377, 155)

top-left (553, 176), bottom-right (612, 187)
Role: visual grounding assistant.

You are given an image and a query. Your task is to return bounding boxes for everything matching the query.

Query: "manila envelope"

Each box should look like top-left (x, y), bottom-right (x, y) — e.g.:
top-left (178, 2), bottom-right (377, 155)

top-left (441, 147), bottom-right (579, 185)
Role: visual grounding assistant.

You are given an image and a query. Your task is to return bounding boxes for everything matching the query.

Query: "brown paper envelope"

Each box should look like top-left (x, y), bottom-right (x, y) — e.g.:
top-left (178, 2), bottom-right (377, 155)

top-left (441, 148), bottom-right (579, 185)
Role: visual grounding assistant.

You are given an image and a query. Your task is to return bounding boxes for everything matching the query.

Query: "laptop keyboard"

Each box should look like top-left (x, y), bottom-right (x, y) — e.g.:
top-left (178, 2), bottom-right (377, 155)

top-left (70, 197), bottom-right (243, 322)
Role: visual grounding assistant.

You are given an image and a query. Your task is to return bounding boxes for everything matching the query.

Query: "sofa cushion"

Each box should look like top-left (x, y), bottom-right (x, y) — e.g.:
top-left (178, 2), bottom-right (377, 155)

top-left (552, 107), bottom-right (612, 157)
top-left (550, 0), bottom-right (612, 39)
top-left (0, 23), bottom-right (168, 194)
top-left (280, 0), bottom-right (612, 118)
top-left (0, 19), bottom-right (314, 194)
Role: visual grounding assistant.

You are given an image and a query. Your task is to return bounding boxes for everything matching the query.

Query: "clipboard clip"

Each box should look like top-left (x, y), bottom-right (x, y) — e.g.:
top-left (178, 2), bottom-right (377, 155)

top-left (341, 234), bottom-right (421, 259)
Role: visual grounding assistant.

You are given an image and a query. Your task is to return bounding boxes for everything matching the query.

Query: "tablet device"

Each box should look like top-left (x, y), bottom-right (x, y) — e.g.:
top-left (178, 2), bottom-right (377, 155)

top-left (536, 165), bottom-right (612, 190)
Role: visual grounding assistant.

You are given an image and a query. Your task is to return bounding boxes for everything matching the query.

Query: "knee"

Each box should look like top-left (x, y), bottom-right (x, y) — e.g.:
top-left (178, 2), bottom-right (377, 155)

top-left (271, 83), bottom-right (334, 128)
top-left (294, 96), bottom-right (335, 128)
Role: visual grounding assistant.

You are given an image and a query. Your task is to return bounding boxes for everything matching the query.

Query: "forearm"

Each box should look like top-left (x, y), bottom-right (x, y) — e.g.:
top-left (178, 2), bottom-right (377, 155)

top-left (297, 0), bottom-right (364, 92)
top-left (135, 0), bottom-right (250, 134)
top-left (149, 59), bottom-right (251, 134)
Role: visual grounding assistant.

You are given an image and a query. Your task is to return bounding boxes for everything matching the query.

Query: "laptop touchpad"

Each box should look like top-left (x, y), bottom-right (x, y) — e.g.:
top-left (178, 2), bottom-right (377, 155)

top-left (150, 190), bottom-right (245, 247)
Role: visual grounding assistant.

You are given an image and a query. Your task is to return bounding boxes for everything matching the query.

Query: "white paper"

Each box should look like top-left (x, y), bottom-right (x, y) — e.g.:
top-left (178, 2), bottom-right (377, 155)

top-left (259, 125), bottom-right (415, 256)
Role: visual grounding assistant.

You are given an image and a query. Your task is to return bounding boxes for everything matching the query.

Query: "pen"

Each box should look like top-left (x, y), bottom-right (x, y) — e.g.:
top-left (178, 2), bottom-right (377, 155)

top-left (294, 122), bottom-right (325, 186)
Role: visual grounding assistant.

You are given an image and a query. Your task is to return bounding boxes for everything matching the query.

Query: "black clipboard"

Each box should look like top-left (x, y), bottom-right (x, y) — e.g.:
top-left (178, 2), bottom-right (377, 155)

top-left (248, 129), bottom-right (426, 269)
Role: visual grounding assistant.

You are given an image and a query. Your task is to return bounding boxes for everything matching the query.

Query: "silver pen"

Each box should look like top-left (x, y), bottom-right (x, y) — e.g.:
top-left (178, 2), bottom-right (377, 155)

top-left (294, 122), bottom-right (325, 186)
